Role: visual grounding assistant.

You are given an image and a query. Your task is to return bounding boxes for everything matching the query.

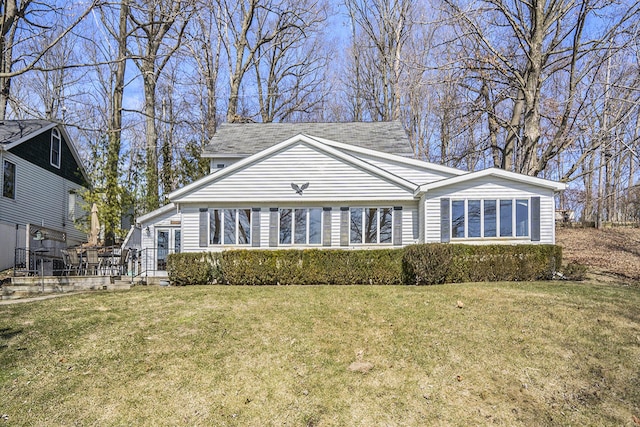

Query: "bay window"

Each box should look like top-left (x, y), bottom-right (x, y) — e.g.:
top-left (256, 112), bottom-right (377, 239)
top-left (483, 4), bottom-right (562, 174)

top-left (449, 198), bottom-right (530, 239)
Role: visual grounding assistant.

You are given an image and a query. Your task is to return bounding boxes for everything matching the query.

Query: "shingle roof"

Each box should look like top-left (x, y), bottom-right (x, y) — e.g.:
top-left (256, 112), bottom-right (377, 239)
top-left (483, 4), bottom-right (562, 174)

top-left (0, 120), bottom-right (54, 144)
top-left (202, 121), bottom-right (414, 158)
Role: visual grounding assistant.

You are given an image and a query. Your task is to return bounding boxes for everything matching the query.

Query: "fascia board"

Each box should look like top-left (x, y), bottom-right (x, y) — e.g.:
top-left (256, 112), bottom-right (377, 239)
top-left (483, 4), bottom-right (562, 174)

top-left (310, 135), bottom-right (465, 176)
top-left (415, 168), bottom-right (567, 196)
top-left (3, 122), bottom-right (57, 150)
top-left (137, 202), bottom-right (177, 223)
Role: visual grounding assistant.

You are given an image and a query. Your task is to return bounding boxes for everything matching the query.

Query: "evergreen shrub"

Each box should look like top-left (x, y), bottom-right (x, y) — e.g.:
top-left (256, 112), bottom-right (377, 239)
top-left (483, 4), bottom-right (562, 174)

top-left (167, 252), bottom-right (222, 286)
top-left (166, 244), bottom-right (561, 286)
top-left (402, 244), bottom-right (562, 285)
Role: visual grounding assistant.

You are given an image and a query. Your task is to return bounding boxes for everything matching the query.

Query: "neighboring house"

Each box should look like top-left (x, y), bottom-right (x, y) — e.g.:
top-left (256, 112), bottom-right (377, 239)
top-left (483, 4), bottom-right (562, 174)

top-left (136, 121), bottom-right (565, 276)
top-left (0, 120), bottom-right (90, 271)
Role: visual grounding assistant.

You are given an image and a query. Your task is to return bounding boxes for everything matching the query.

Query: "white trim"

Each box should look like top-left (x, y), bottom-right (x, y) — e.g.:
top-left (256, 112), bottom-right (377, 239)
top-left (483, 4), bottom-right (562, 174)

top-left (169, 134), bottom-right (419, 201)
top-left (309, 135), bottom-right (465, 177)
top-left (137, 202), bottom-right (177, 223)
top-left (416, 168), bottom-right (566, 195)
top-left (50, 127), bottom-right (61, 168)
top-left (3, 123), bottom-right (91, 185)
top-left (3, 122), bottom-right (57, 150)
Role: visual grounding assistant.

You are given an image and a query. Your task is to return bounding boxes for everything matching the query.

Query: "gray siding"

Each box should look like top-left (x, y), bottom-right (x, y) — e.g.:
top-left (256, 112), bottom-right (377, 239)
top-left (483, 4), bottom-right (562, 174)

top-left (0, 151), bottom-right (87, 245)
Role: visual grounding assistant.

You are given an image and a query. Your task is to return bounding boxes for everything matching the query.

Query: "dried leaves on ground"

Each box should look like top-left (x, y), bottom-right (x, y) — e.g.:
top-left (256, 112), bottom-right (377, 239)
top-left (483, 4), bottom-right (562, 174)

top-left (557, 226), bottom-right (640, 281)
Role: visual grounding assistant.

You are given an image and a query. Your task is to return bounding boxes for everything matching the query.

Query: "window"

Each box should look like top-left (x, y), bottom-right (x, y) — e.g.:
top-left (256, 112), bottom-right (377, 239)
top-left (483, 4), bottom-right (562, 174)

top-left (350, 207), bottom-right (394, 244)
top-left (484, 200), bottom-right (496, 237)
top-left (449, 198), bottom-right (529, 239)
top-left (500, 200), bottom-right (512, 237)
top-left (516, 199), bottom-right (529, 237)
top-left (3, 160), bottom-right (15, 199)
top-left (451, 200), bottom-right (465, 238)
top-left (350, 208), bottom-right (363, 244)
top-left (51, 128), bottom-right (61, 168)
top-left (468, 200), bottom-right (481, 238)
top-left (68, 192), bottom-right (76, 221)
top-left (208, 208), bottom-right (251, 245)
top-left (279, 208), bottom-right (322, 245)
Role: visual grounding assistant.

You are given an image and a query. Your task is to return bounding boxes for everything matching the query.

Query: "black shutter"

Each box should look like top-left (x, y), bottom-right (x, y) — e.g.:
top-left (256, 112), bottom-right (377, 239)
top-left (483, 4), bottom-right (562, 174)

top-left (269, 208), bottom-right (278, 247)
top-left (251, 208), bottom-right (261, 247)
top-left (199, 208), bottom-right (208, 247)
top-left (323, 207), bottom-right (332, 246)
top-left (340, 207), bottom-right (349, 246)
top-left (393, 206), bottom-right (403, 246)
top-left (440, 198), bottom-right (450, 243)
top-left (531, 197), bottom-right (540, 241)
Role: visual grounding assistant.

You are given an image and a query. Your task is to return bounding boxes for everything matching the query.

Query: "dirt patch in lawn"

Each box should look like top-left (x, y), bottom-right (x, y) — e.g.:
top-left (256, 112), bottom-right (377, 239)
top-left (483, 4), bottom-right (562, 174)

top-left (556, 226), bottom-right (640, 282)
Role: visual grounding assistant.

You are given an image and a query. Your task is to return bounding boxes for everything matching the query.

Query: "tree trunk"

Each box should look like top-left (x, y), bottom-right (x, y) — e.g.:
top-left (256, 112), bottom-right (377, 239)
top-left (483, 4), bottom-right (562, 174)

top-left (104, 0), bottom-right (128, 245)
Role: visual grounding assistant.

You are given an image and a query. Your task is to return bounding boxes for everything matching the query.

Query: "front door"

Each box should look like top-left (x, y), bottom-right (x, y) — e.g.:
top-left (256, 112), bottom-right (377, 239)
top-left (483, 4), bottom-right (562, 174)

top-left (156, 228), bottom-right (181, 271)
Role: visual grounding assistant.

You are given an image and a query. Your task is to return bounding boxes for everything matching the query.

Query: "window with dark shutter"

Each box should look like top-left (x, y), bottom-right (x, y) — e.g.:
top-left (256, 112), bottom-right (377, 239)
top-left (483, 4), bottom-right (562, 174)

top-left (531, 197), bottom-right (540, 241)
top-left (251, 208), bottom-right (261, 247)
top-left (440, 198), bottom-right (450, 243)
top-left (199, 208), bottom-right (208, 247)
top-left (393, 206), bottom-right (402, 246)
top-left (269, 208), bottom-right (278, 247)
top-left (340, 207), bottom-right (349, 246)
top-left (322, 207), bottom-right (332, 246)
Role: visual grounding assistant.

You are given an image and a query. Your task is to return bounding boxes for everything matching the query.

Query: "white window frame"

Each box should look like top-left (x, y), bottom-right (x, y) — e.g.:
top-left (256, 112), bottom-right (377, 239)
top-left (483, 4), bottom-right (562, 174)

top-left (2, 159), bottom-right (16, 200)
top-left (349, 207), bottom-right (394, 245)
top-left (450, 198), bottom-right (530, 240)
top-left (208, 208), bottom-right (251, 246)
top-left (51, 128), bottom-right (61, 168)
top-left (278, 208), bottom-right (323, 246)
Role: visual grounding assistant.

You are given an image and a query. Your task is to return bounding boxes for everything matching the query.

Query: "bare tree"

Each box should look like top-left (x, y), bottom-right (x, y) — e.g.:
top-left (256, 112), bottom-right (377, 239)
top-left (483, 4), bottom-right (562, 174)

top-left (0, 1), bottom-right (99, 119)
top-left (128, 0), bottom-right (193, 211)
top-left (442, 0), bottom-right (640, 177)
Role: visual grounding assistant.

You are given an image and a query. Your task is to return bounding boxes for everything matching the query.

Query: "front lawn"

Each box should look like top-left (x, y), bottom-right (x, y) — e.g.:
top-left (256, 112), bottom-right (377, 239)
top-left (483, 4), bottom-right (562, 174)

top-left (1, 282), bottom-right (639, 426)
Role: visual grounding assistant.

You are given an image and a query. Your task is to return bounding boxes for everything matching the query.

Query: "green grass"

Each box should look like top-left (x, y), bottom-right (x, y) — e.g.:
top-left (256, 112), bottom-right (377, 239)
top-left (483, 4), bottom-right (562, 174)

top-left (1, 282), bottom-right (639, 426)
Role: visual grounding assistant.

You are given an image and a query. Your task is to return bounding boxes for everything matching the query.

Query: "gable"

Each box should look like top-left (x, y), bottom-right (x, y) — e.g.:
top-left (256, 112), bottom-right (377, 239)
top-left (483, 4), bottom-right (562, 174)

top-left (174, 142), bottom-right (417, 203)
top-left (7, 127), bottom-right (89, 187)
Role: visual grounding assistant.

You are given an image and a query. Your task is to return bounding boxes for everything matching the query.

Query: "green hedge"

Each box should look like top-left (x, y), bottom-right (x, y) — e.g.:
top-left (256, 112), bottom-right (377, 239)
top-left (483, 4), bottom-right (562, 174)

top-left (402, 244), bottom-right (562, 285)
top-left (221, 249), bottom-right (404, 285)
top-left (167, 244), bottom-right (562, 286)
top-left (167, 252), bottom-right (222, 286)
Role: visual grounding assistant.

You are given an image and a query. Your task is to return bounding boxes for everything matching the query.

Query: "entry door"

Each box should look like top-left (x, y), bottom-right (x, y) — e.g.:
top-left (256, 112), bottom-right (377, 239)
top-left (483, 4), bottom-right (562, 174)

top-left (156, 228), bottom-right (181, 271)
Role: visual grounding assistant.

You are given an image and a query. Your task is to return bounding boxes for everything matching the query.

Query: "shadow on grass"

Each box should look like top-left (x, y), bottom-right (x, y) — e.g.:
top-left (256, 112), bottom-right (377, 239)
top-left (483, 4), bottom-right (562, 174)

top-left (0, 327), bottom-right (22, 349)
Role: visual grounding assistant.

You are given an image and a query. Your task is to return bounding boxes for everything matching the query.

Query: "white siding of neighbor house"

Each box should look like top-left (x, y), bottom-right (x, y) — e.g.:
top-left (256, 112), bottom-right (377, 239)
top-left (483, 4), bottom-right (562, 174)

top-left (0, 151), bottom-right (86, 246)
top-left (175, 143), bottom-right (415, 203)
top-left (178, 202), bottom-right (419, 252)
top-left (424, 176), bottom-right (557, 244)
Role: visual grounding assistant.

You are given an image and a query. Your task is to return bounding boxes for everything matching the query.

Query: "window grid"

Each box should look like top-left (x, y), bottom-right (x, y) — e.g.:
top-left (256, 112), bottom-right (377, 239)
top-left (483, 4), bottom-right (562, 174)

top-left (279, 208), bottom-right (322, 245)
top-left (2, 160), bottom-right (15, 199)
top-left (450, 198), bottom-right (530, 239)
top-left (51, 128), bottom-right (61, 168)
top-left (350, 207), bottom-right (394, 245)
top-left (208, 208), bottom-right (251, 245)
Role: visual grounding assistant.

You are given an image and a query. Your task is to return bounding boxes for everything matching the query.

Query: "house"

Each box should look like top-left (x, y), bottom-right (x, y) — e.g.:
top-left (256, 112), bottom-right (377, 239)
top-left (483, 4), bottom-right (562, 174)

top-left (135, 121), bottom-right (565, 276)
top-left (0, 120), bottom-right (90, 271)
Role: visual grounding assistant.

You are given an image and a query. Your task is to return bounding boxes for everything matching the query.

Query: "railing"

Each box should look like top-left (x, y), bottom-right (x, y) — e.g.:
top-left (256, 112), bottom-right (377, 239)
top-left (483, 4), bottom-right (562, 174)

top-left (13, 248), bottom-right (65, 277)
top-left (132, 247), bottom-right (176, 281)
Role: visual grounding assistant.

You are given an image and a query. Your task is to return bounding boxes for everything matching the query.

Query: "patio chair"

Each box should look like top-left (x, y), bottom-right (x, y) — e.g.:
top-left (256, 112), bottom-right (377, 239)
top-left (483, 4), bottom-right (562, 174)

top-left (62, 248), bottom-right (82, 276)
top-left (85, 247), bottom-right (100, 275)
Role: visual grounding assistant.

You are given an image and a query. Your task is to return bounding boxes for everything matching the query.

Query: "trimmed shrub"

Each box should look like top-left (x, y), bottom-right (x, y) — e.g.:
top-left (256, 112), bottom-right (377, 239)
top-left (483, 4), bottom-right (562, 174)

top-left (220, 249), bottom-right (404, 285)
top-left (402, 244), bottom-right (562, 285)
top-left (167, 244), bottom-right (561, 286)
top-left (167, 252), bottom-right (222, 286)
